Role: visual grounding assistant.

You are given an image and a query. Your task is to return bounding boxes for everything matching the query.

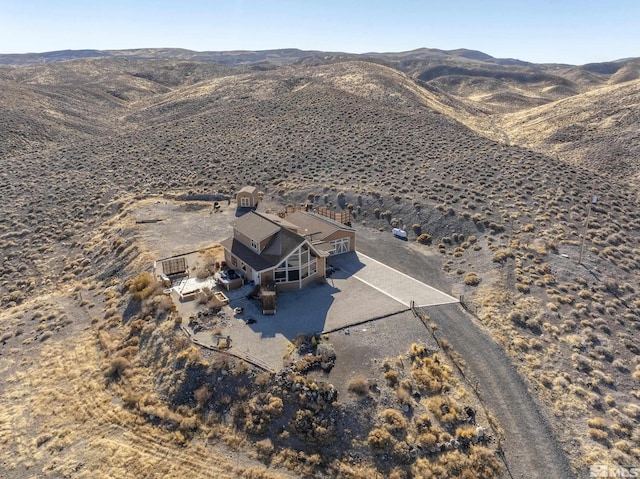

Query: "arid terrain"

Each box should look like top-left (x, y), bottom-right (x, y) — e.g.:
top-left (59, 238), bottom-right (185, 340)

top-left (0, 48), bottom-right (639, 478)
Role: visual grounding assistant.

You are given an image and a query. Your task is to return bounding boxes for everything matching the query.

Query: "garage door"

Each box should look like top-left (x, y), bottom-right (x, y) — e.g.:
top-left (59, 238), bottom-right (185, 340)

top-left (330, 237), bottom-right (350, 255)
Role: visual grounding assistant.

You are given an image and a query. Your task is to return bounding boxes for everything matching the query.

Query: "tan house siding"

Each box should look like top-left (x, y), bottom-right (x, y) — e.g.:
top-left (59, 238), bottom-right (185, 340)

top-left (233, 230), bottom-right (258, 252)
top-left (258, 236), bottom-right (272, 252)
top-left (236, 186), bottom-right (259, 208)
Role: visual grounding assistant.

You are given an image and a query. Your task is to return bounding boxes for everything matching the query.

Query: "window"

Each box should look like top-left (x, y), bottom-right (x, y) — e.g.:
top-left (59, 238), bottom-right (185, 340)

top-left (231, 256), bottom-right (237, 266)
top-left (240, 196), bottom-right (251, 207)
top-left (251, 239), bottom-right (258, 251)
top-left (273, 243), bottom-right (318, 285)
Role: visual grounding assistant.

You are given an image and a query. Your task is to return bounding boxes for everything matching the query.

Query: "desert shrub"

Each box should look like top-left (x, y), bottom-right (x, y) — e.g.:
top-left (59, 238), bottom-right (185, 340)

top-left (391, 440), bottom-right (412, 464)
top-left (368, 428), bottom-right (394, 450)
top-left (382, 409), bottom-right (408, 436)
top-left (412, 355), bottom-right (451, 394)
top-left (418, 431), bottom-right (438, 447)
top-left (492, 249), bottom-right (514, 263)
top-left (416, 233), bottom-right (432, 245)
top-left (255, 438), bottom-right (275, 461)
top-left (427, 396), bottom-right (459, 424)
top-left (623, 403), bottom-right (640, 420)
top-left (587, 417), bottom-right (607, 429)
top-left (455, 425), bottom-right (478, 439)
top-left (38, 331), bottom-right (53, 342)
top-left (290, 409), bottom-right (336, 446)
top-left (412, 224), bottom-right (422, 235)
top-left (348, 376), bottom-right (369, 396)
top-left (242, 393), bottom-right (284, 435)
top-left (588, 428), bottom-right (609, 441)
top-left (194, 384), bottom-right (212, 408)
top-left (293, 354), bottom-right (323, 373)
top-left (384, 370), bottom-right (399, 387)
top-left (463, 272), bottom-right (481, 286)
top-left (105, 357), bottom-right (131, 380)
top-left (128, 272), bottom-right (158, 300)
top-left (572, 353), bottom-right (593, 372)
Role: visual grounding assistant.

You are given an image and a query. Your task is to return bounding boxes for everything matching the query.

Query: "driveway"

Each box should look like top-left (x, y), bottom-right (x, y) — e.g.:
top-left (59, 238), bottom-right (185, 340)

top-left (330, 251), bottom-right (459, 307)
top-left (354, 228), bottom-right (576, 479)
top-left (185, 267), bottom-right (408, 371)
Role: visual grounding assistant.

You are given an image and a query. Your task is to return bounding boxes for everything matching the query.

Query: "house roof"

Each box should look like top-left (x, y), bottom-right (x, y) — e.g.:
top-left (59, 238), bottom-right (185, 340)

top-left (222, 212), bottom-right (328, 273)
top-left (237, 185), bottom-right (257, 194)
top-left (285, 211), bottom-right (354, 242)
top-left (233, 211), bottom-right (280, 243)
top-left (257, 212), bottom-right (300, 232)
top-left (219, 236), bottom-right (284, 272)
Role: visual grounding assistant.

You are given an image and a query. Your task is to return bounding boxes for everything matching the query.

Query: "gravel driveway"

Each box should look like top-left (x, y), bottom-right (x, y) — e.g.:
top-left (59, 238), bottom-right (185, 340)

top-left (355, 227), bottom-right (577, 479)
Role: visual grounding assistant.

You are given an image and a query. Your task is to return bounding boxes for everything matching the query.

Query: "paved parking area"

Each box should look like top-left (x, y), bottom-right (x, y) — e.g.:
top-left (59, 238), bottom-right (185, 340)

top-left (184, 265), bottom-right (408, 370)
top-left (330, 252), bottom-right (458, 307)
top-left (182, 251), bottom-right (456, 370)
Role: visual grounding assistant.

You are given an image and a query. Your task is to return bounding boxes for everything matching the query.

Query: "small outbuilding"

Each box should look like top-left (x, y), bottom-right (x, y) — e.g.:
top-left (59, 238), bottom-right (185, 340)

top-left (236, 186), bottom-right (259, 209)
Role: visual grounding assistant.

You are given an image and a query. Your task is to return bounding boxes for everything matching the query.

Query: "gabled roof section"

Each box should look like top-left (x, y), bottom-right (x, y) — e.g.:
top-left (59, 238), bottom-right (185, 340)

top-left (258, 212), bottom-right (300, 232)
top-left (238, 185), bottom-right (257, 194)
top-left (261, 225), bottom-right (305, 260)
top-left (285, 211), bottom-right (354, 242)
top-left (233, 211), bottom-right (280, 243)
top-left (220, 236), bottom-right (276, 272)
top-left (222, 211), bottom-right (331, 273)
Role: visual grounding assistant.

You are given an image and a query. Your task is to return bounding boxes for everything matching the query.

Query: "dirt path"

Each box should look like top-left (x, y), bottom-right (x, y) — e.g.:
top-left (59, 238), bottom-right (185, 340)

top-left (355, 228), bottom-right (577, 479)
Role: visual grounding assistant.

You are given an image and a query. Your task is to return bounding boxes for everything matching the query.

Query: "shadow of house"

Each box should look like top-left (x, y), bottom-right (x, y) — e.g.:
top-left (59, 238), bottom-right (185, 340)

top-left (235, 206), bottom-right (256, 217)
top-left (233, 281), bottom-right (341, 340)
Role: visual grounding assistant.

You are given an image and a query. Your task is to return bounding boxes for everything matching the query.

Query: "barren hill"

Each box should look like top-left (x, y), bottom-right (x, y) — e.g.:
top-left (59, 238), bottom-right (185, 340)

top-left (1, 51), bottom-right (639, 479)
top-left (497, 79), bottom-right (640, 184)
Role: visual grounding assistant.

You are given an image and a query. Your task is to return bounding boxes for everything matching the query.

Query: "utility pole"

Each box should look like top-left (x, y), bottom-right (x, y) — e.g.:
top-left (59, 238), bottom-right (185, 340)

top-left (579, 193), bottom-right (598, 265)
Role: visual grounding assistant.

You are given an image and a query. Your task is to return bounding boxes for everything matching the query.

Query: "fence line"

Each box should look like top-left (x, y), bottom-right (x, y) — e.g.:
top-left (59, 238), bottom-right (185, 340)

top-left (181, 325), bottom-right (274, 372)
top-left (409, 301), bottom-right (512, 478)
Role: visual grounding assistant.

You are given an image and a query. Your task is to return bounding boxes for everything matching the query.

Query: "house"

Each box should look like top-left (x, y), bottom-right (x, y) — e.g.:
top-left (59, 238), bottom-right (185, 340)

top-left (220, 208), bottom-right (357, 291)
top-left (282, 210), bottom-right (356, 256)
top-left (236, 186), bottom-right (259, 209)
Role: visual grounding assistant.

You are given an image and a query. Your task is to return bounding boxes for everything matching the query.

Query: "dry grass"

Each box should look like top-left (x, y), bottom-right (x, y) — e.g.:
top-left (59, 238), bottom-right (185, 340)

top-left (0, 326), bottom-right (295, 478)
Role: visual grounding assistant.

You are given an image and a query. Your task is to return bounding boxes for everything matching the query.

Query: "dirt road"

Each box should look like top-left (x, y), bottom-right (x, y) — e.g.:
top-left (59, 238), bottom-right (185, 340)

top-left (356, 227), bottom-right (577, 479)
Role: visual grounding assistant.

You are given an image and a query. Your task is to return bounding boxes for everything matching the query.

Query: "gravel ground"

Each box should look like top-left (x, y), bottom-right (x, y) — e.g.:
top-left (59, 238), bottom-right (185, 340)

top-left (356, 228), bottom-right (578, 479)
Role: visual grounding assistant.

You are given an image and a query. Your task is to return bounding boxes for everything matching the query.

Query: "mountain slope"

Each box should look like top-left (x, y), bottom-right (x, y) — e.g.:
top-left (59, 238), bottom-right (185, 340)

top-left (1, 54), bottom-right (639, 478)
top-left (497, 78), bottom-right (640, 184)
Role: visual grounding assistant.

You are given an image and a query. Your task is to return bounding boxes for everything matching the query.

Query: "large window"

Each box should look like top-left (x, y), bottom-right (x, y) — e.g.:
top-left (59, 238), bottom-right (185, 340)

top-left (274, 244), bottom-right (317, 284)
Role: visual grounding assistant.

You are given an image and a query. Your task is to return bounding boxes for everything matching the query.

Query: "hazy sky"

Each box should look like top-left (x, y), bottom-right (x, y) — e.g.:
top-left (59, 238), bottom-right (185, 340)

top-left (1, 0), bottom-right (637, 64)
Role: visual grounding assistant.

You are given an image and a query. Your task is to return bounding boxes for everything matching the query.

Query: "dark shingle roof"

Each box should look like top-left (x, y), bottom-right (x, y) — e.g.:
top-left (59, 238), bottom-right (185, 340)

top-left (220, 223), bottom-right (306, 273)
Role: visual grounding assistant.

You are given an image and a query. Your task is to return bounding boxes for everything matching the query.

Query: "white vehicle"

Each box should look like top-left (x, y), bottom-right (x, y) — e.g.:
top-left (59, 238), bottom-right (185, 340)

top-left (392, 228), bottom-right (408, 240)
